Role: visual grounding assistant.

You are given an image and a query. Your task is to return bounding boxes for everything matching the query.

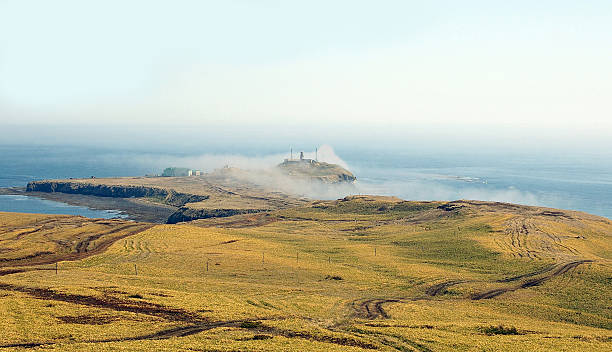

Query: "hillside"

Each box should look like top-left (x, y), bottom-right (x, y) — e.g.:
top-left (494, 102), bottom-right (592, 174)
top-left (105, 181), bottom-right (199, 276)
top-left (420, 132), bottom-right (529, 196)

top-left (0, 197), bottom-right (610, 351)
top-left (277, 160), bottom-right (356, 183)
top-left (24, 161), bottom-right (357, 223)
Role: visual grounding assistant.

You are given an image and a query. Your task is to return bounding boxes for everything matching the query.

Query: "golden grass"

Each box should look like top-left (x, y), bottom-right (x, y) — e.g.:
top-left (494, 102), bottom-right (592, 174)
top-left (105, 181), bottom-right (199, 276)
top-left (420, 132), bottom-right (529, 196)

top-left (0, 198), bottom-right (610, 351)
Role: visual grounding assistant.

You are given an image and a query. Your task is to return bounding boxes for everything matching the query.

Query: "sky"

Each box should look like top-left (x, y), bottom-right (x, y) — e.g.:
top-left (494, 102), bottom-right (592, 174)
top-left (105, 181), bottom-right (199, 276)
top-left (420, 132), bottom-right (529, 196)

top-left (1, 0), bottom-right (611, 151)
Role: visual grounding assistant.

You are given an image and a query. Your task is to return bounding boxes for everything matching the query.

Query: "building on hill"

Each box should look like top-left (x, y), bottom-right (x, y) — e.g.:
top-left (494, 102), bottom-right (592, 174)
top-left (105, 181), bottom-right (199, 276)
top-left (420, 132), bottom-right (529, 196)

top-left (162, 167), bottom-right (201, 177)
top-left (162, 167), bottom-right (190, 177)
top-left (283, 151), bottom-right (315, 164)
top-left (277, 152), bottom-right (356, 183)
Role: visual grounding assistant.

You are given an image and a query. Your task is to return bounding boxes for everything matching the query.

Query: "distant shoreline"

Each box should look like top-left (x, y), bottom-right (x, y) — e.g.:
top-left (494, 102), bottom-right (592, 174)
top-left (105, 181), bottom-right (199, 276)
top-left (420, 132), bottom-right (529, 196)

top-left (0, 187), bottom-right (176, 223)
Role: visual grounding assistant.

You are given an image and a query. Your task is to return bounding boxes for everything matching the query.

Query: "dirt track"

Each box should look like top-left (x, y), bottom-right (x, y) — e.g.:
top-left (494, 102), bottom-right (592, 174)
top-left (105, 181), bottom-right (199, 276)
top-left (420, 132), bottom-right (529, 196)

top-left (0, 280), bottom-right (379, 350)
top-left (351, 298), bottom-right (401, 319)
top-left (425, 280), bottom-right (470, 296)
top-left (421, 259), bottom-right (593, 301)
top-left (0, 217), bottom-right (153, 267)
top-left (471, 260), bottom-right (592, 300)
top-left (0, 282), bottom-right (203, 322)
top-left (496, 264), bottom-right (557, 283)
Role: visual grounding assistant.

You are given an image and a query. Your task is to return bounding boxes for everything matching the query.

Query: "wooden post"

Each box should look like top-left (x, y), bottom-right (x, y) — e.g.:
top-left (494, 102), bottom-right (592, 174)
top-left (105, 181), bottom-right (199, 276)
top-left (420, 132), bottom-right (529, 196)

top-left (134, 264), bottom-right (138, 276)
top-left (262, 252), bottom-right (265, 264)
top-left (374, 247), bottom-right (377, 256)
top-left (206, 260), bottom-right (209, 272)
top-left (296, 251), bottom-right (299, 263)
top-left (328, 256), bottom-right (331, 264)
top-left (55, 262), bottom-right (58, 275)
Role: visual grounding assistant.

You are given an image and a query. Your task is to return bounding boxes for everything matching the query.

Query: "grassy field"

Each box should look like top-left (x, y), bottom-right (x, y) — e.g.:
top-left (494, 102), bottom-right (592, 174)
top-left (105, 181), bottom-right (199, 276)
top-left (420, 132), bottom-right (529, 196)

top-left (0, 196), bottom-right (610, 351)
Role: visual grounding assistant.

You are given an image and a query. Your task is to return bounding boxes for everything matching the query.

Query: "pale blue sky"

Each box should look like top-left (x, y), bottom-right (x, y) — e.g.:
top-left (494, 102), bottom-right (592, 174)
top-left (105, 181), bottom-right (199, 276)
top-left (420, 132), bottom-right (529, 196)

top-left (1, 1), bottom-right (611, 147)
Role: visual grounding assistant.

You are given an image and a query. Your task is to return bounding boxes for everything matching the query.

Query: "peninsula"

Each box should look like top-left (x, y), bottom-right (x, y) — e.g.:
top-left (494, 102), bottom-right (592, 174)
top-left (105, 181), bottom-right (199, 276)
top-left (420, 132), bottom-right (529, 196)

top-left (0, 158), bottom-right (610, 351)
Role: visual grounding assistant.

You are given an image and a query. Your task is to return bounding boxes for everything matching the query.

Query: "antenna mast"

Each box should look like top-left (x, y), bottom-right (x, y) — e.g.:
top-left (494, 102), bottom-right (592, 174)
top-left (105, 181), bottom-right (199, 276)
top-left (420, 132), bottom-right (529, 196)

top-left (290, 147), bottom-right (293, 161)
top-left (315, 147), bottom-right (318, 161)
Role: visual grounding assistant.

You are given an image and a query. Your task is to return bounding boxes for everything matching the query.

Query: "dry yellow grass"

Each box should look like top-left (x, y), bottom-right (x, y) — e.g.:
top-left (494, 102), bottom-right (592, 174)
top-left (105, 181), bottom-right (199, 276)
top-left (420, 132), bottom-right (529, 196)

top-left (0, 197), bottom-right (610, 351)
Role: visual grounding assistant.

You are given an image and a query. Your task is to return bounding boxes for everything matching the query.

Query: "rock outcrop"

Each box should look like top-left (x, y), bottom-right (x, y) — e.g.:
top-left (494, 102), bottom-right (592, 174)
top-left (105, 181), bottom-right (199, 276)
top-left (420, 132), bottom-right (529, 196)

top-left (26, 181), bottom-right (208, 207)
top-left (166, 207), bottom-right (265, 224)
top-left (276, 160), bottom-right (356, 183)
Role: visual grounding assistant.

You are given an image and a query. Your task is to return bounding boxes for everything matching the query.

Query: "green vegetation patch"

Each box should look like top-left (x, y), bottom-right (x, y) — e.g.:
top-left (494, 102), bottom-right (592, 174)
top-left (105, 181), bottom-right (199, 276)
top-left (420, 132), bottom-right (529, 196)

top-left (393, 235), bottom-right (499, 266)
top-left (240, 321), bottom-right (262, 329)
top-left (480, 325), bottom-right (521, 335)
top-left (316, 200), bottom-right (438, 215)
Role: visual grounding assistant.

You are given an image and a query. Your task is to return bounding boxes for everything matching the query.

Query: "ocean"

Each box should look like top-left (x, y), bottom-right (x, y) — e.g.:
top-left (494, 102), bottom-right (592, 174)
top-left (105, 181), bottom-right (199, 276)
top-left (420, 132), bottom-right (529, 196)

top-left (0, 144), bottom-right (610, 220)
top-left (0, 194), bottom-right (126, 219)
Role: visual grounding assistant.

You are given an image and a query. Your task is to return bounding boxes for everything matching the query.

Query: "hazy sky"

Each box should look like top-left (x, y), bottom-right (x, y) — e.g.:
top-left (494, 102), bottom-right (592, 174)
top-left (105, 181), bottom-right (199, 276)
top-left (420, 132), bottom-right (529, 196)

top-left (1, 0), bottom-right (611, 148)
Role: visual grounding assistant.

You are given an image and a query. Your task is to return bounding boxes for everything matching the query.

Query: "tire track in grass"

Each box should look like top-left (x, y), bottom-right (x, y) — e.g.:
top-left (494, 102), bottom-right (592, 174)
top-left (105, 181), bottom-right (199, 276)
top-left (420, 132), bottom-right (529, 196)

top-left (351, 298), bottom-right (402, 319)
top-left (425, 280), bottom-right (470, 296)
top-left (0, 223), bottom-right (153, 267)
top-left (0, 282), bottom-right (203, 322)
top-left (0, 283), bottom-right (380, 350)
top-left (423, 260), bottom-right (592, 300)
top-left (495, 264), bottom-right (557, 283)
top-left (471, 260), bottom-right (593, 300)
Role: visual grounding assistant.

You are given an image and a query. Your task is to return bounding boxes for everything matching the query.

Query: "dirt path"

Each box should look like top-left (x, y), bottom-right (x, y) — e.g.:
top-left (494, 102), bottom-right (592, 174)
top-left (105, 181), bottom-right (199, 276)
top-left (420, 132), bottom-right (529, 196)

top-left (0, 282), bottom-right (203, 322)
top-left (0, 280), bottom-right (379, 349)
top-left (471, 260), bottom-right (592, 300)
top-left (351, 298), bottom-right (401, 319)
top-left (256, 325), bottom-right (379, 350)
top-left (0, 285), bottom-right (379, 350)
top-left (425, 280), bottom-right (470, 296)
top-left (495, 264), bottom-right (557, 283)
top-left (0, 221), bottom-right (154, 267)
top-left (422, 259), bottom-right (593, 301)
top-left (0, 317), bottom-right (381, 350)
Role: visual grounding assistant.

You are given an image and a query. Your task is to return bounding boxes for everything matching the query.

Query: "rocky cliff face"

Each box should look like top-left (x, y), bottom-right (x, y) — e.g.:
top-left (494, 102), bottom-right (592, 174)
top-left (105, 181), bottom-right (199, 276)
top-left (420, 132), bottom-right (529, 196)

top-left (26, 180), bottom-right (272, 224)
top-left (26, 181), bottom-right (208, 207)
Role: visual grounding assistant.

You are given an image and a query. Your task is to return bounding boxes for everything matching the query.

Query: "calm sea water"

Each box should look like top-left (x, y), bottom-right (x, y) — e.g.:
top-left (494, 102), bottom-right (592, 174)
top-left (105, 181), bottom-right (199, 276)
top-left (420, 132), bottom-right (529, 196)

top-left (0, 194), bottom-right (126, 219)
top-left (0, 145), bottom-right (610, 219)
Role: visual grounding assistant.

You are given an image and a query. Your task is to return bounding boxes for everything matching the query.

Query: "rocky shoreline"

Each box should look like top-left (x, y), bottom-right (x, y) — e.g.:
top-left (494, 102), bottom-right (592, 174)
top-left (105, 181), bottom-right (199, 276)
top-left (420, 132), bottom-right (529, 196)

top-left (20, 180), bottom-right (281, 224)
top-left (26, 180), bottom-right (208, 207)
top-left (1, 186), bottom-right (178, 223)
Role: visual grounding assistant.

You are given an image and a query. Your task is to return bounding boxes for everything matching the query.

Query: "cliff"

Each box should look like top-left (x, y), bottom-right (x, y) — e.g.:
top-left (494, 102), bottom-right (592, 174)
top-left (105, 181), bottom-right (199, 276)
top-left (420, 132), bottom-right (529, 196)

top-left (25, 178), bottom-right (305, 224)
top-left (26, 180), bottom-right (208, 207)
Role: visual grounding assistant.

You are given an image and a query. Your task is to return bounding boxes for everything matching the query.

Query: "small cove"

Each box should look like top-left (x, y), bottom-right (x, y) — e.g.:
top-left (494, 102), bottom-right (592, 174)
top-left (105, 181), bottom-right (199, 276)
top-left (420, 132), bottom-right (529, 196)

top-left (0, 194), bottom-right (127, 219)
